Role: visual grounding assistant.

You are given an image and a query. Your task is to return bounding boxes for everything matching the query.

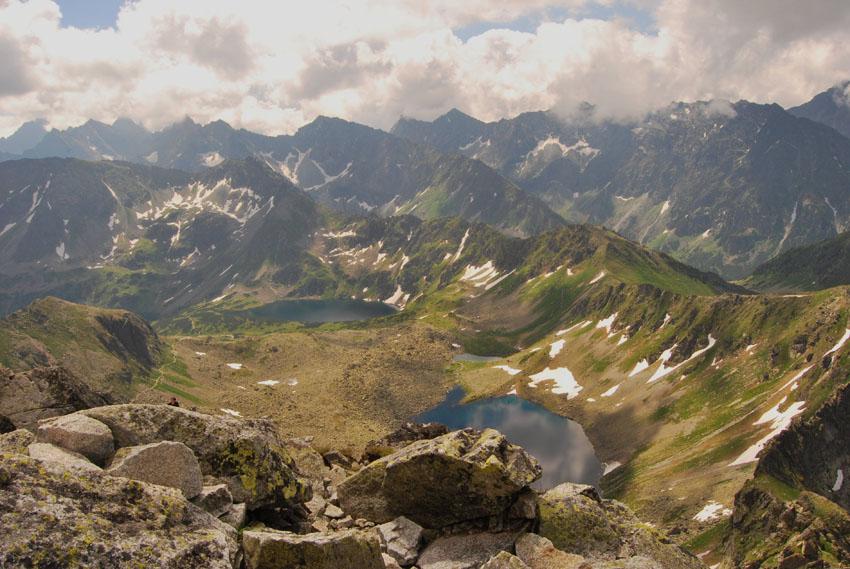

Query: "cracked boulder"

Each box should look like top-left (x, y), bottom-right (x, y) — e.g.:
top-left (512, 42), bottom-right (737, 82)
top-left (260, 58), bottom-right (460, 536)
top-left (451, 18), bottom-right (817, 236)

top-left (242, 528), bottom-right (384, 569)
top-left (338, 427), bottom-right (541, 528)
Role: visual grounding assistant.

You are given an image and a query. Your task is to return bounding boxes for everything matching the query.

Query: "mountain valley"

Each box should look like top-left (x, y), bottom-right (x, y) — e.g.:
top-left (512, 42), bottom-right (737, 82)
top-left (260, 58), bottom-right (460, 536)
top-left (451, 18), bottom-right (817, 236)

top-left (4, 85), bottom-right (850, 568)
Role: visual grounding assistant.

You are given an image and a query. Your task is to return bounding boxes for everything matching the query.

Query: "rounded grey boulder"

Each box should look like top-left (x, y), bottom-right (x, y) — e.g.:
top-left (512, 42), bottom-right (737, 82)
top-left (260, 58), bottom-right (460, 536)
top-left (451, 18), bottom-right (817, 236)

top-left (108, 440), bottom-right (203, 499)
top-left (37, 413), bottom-right (114, 464)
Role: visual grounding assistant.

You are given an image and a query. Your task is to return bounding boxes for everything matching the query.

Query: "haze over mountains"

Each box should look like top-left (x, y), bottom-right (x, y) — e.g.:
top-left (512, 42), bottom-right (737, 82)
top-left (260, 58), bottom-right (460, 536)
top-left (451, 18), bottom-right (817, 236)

top-left (6, 80), bottom-right (850, 568)
top-left (3, 82), bottom-right (850, 281)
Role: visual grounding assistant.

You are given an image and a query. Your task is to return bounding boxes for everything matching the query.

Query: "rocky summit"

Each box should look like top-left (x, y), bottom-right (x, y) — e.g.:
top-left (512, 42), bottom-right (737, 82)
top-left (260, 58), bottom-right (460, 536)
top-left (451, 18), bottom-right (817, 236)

top-left (0, 401), bottom-right (701, 569)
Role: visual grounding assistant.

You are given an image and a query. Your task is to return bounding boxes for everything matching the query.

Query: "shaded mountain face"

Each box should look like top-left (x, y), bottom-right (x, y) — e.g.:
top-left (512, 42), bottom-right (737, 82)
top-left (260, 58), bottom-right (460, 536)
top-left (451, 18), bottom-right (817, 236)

top-left (393, 101), bottom-right (850, 280)
top-left (1, 117), bottom-right (566, 238)
top-left (743, 230), bottom-right (850, 292)
top-left (0, 119), bottom-right (48, 155)
top-left (0, 153), bottom-right (740, 329)
top-left (0, 157), bottom-right (324, 318)
top-left (788, 81), bottom-right (850, 140)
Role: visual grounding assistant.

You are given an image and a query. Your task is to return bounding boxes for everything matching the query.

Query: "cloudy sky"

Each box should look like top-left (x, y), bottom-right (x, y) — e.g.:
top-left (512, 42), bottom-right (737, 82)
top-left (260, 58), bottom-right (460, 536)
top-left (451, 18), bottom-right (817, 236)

top-left (1, 0), bottom-right (849, 137)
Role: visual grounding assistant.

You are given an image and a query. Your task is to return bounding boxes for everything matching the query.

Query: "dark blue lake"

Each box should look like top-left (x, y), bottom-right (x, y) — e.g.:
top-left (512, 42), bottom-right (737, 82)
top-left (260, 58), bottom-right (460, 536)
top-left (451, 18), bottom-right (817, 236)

top-left (236, 299), bottom-right (397, 323)
top-left (414, 386), bottom-right (603, 490)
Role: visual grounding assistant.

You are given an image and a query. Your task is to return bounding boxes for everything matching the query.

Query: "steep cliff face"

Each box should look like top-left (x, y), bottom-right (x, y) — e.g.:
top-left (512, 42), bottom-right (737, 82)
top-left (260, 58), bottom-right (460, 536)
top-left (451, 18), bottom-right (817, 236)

top-left (756, 381), bottom-right (850, 511)
top-left (721, 382), bottom-right (850, 568)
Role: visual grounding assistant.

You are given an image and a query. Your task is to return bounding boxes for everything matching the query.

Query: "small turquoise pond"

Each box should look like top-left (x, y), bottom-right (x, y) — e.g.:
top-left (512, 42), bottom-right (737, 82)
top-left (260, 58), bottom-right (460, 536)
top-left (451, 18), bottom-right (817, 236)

top-left (414, 386), bottom-right (603, 490)
top-left (235, 299), bottom-right (397, 323)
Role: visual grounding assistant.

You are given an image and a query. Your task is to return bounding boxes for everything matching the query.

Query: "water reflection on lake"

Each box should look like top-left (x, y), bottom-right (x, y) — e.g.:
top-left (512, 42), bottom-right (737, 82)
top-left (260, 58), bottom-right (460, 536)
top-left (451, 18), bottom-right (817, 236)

top-left (414, 386), bottom-right (603, 490)
top-left (235, 299), bottom-right (397, 323)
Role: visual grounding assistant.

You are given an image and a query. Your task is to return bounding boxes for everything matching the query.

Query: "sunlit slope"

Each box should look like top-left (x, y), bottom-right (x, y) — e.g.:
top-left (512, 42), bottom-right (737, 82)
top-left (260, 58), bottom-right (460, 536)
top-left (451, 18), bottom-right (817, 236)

top-left (0, 296), bottom-right (166, 399)
top-left (161, 216), bottom-right (743, 339)
top-left (450, 283), bottom-right (850, 542)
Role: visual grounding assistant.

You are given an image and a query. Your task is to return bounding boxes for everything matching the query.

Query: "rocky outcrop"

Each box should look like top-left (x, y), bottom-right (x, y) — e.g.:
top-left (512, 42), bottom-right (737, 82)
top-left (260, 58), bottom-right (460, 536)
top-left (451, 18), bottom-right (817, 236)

top-left (37, 412), bottom-right (115, 464)
top-left (721, 479), bottom-right (850, 569)
top-left (242, 528), bottom-right (384, 569)
top-left (338, 427), bottom-right (541, 528)
top-left (0, 298), bottom-right (168, 399)
top-left (537, 483), bottom-right (704, 569)
top-left (756, 381), bottom-right (850, 511)
top-left (721, 382), bottom-right (850, 568)
top-left (376, 515), bottom-right (425, 566)
top-left (94, 311), bottom-right (164, 369)
top-left (80, 404), bottom-right (310, 509)
top-left (0, 364), bottom-right (110, 430)
top-left (0, 406), bottom-right (703, 569)
top-left (107, 440), bottom-right (204, 499)
top-left (0, 453), bottom-right (239, 568)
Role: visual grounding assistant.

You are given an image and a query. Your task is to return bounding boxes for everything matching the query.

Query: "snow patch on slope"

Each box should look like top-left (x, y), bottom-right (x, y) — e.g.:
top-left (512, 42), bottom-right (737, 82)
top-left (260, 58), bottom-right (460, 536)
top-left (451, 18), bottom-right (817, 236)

top-left (528, 366), bottom-right (582, 398)
top-left (647, 335), bottom-right (716, 383)
top-left (452, 229), bottom-right (470, 263)
top-left (729, 397), bottom-right (806, 466)
top-left (549, 340), bottom-right (565, 358)
top-left (825, 328), bottom-right (850, 356)
top-left (693, 501), bottom-right (732, 522)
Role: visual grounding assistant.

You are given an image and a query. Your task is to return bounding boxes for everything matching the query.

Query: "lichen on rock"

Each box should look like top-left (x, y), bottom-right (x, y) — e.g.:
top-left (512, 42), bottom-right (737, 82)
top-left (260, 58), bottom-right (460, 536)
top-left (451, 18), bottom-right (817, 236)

top-left (242, 528), bottom-right (384, 569)
top-left (338, 427), bottom-right (541, 528)
top-left (80, 404), bottom-right (310, 509)
top-left (537, 483), bottom-right (704, 569)
top-left (0, 453), bottom-right (238, 568)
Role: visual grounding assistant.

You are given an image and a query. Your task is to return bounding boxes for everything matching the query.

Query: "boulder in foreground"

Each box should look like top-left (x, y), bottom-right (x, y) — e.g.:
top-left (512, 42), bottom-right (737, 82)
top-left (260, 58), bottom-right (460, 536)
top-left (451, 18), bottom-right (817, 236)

top-left (107, 440), bottom-right (203, 499)
top-left (0, 453), bottom-right (238, 568)
top-left (36, 412), bottom-right (114, 464)
top-left (81, 404), bottom-right (310, 509)
top-left (242, 528), bottom-right (384, 569)
top-left (338, 427), bottom-right (541, 528)
top-left (537, 483), bottom-right (704, 569)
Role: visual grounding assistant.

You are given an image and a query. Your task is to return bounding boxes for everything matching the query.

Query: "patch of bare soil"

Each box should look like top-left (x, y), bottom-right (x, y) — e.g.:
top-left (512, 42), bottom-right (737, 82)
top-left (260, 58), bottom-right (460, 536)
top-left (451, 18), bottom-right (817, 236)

top-left (140, 324), bottom-right (457, 452)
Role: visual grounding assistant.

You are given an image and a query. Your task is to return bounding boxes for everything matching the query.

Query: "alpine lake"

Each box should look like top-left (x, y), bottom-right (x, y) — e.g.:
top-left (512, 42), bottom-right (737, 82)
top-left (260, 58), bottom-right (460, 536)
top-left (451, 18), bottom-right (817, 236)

top-left (234, 298), bottom-right (398, 323)
top-left (415, 385), bottom-right (603, 490)
top-left (238, 299), bottom-right (603, 490)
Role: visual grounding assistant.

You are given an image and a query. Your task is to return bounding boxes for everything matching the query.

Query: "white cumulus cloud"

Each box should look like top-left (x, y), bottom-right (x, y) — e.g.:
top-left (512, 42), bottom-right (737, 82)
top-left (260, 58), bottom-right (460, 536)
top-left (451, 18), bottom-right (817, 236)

top-left (0, 0), bottom-right (849, 137)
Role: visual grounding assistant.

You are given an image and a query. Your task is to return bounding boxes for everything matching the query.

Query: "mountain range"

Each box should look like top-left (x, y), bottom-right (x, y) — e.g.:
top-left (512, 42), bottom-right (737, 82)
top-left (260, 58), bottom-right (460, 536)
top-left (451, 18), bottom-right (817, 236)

top-left (3, 82), bottom-right (850, 279)
top-left (393, 98), bottom-right (850, 279)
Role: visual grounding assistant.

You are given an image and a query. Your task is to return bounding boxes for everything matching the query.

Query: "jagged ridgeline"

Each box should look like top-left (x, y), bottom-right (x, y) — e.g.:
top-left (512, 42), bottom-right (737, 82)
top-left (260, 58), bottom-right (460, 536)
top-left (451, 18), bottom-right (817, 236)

top-left (0, 157), bottom-right (325, 318)
top-left (393, 100), bottom-right (850, 280)
top-left (0, 116), bottom-right (566, 238)
top-left (6, 88), bottom-right (850, 280)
